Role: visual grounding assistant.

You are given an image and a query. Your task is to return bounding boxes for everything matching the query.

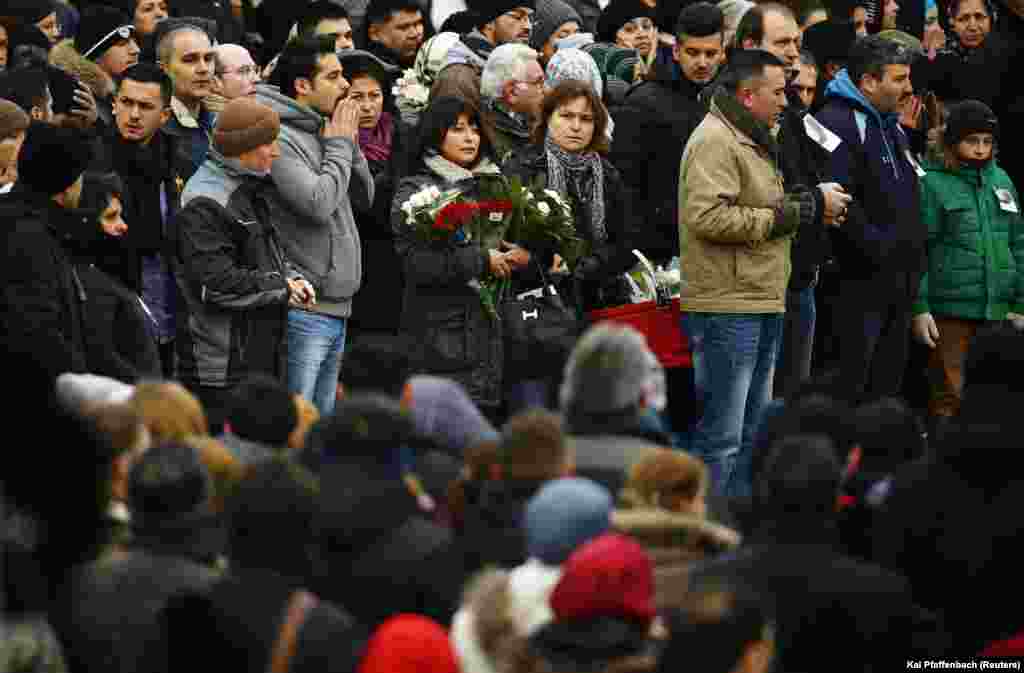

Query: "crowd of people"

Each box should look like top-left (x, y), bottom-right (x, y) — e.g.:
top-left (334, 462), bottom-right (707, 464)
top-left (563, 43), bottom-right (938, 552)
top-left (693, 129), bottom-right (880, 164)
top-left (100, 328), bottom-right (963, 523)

top-left (3, 0), bottom-right (1024, 669)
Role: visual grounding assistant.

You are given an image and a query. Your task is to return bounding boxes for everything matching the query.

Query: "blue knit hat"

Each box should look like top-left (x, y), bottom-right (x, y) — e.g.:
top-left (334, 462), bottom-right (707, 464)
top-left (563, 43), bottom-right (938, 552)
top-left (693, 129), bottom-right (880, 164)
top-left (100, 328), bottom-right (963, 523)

top-left (525, 477), bottom-right (613, 565)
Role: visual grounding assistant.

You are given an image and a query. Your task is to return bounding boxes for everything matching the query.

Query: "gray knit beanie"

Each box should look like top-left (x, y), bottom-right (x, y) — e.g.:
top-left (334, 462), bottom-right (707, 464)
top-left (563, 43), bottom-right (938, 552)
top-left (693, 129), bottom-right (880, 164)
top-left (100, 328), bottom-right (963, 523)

top-left (530, 0), bottom-right (583, 51)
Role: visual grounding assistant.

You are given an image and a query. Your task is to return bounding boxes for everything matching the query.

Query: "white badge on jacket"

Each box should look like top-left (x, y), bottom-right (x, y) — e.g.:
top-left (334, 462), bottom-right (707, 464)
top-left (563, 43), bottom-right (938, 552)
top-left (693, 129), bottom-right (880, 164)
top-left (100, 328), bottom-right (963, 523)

top-left (996, 188), bottom-right (1020, 213)
top-left (905, 150), bottom-right (926, 177)
top-left (805, 115), bottom-right (841, 153)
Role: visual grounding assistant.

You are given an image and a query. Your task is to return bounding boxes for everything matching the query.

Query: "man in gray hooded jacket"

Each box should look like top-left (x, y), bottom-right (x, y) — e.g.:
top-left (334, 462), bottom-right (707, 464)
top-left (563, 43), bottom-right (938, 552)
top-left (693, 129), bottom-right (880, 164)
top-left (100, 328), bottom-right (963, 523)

top-left (254, 34), bottom-right (374, 415)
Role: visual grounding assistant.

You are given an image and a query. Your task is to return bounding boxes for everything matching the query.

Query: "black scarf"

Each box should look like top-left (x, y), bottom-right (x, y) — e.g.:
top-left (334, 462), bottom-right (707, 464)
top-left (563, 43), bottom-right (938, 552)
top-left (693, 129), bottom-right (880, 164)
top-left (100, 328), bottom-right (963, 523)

top-left (110, 131), bottom-right (173, 254)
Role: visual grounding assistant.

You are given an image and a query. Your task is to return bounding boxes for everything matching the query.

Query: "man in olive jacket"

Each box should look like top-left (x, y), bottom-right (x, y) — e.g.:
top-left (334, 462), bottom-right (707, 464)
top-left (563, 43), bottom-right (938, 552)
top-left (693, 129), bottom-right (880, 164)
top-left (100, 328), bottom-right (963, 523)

top-left (678, 50), bottom-right (844, 498)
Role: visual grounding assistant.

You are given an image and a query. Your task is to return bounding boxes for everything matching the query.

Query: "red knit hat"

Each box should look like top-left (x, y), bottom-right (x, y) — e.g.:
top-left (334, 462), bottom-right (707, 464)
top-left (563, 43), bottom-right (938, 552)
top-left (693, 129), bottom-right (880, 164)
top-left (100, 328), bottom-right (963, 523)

top-left (549, 533), bottom-right (656, 625)
top-left (357, 614), bottom-right (460, 673)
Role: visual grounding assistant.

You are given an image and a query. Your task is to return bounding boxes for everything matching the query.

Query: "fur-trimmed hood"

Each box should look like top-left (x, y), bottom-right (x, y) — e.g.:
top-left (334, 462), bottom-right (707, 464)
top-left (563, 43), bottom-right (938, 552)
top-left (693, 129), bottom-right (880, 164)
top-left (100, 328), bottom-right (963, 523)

top-left (49, 39), bottom-right (116, 101)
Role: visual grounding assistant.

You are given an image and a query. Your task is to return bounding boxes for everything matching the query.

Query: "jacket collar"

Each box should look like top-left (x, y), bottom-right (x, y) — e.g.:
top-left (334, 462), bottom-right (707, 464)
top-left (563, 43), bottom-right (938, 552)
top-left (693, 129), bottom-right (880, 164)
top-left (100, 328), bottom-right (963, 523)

top-left (650, 59), bottom-right (707, 99)
top-left (170, 96), bottom-right (214, 131)
top-left (824, 69), bottom-right (900, 131)
top-left (711, 89), bottom-right (779, 157)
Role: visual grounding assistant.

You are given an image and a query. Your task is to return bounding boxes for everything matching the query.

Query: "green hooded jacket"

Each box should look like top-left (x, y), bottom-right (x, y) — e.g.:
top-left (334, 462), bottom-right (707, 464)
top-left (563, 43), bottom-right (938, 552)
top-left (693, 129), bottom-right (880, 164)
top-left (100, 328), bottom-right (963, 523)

top-left (913, 158), bottom-right (1024, 320)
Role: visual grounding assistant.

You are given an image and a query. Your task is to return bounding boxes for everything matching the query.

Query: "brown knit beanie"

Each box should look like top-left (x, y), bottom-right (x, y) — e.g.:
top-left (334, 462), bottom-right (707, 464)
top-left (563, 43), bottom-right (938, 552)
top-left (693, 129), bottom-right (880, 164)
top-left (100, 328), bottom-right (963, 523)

top-left (0, 100), bottom-right (30, 141)
top-left (213, 98), bottom-right (280, 158)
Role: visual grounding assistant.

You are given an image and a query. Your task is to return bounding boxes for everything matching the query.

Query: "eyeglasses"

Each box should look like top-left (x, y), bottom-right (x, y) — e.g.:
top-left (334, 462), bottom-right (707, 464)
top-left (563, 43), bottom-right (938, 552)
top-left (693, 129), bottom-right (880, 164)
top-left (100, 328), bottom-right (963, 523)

top-left (220, 65), bottom-right (260, 80)
top-left (82, 25), bottom-right (135, 58)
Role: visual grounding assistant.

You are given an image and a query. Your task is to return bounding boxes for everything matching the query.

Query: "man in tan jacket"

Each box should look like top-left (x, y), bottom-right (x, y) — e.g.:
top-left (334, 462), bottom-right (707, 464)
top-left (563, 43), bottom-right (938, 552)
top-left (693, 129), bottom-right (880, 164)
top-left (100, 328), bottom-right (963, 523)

top-left (677, 49), bottom-right (847, 497)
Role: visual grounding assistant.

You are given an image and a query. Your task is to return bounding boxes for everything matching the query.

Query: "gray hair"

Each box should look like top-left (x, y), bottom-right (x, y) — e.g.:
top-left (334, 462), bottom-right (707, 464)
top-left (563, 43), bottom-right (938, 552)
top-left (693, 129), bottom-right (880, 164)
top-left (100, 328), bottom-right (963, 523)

top-left (156, 25), bottom-right (211, 66)
top-left (481, 43), bottom-right (539, 100)
top-left (212, 44), bottom-right (251, 76)
top-left (559, 323), bottom-right (663, 415)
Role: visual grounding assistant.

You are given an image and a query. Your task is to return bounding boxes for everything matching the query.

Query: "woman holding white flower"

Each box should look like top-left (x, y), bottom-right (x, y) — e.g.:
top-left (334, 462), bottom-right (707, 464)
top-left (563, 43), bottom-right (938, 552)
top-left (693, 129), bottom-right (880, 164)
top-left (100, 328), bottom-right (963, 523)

top-left (503, 80), bottom-right (640, 311)
top-left (391, 96), bottom-right (529, 413)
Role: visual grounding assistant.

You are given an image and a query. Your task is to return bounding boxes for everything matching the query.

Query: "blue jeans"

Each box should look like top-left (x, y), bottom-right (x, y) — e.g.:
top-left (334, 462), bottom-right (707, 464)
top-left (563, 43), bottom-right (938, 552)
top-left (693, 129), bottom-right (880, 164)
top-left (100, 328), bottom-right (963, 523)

top-left (682, 312), bottom-right (783, 498)
top-left (286, 309), bottom-right (346, 415)
top-left (775, 285), bottom-right (817, 399)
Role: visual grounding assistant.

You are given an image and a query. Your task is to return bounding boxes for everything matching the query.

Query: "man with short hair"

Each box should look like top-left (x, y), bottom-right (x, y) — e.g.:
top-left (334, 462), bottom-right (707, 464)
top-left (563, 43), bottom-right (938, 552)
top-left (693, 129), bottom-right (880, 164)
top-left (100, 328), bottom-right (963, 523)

top-left (0, 123), bottom-right (94, 381)
top-left (610, 2), bottom-right (725, 264)
top-left (0, 99), bottom-right (29, 191)
top-left (156, 24), bottom-right (216, 180)
top-left (802, 18), bottom-right (859, 107)
top-left (0, 67), bottom-right (54, 122)
top-left (254, 35), bottom-right (373, 415)
top-left (814, 35), bottom-right (926, 402)
top-left (480, 43), bottom-right (544, 162)
top-left (95, 62), bottom-right (191, 376)
top-left (529, 0), bottom-right (581, 66)
top-left (362, 0), bottom-right (426, 68)
top-left (739, 3), bottom-right (852, 399)
top-left (794, 49), bottom-right (819, 109)
top-left (439, 1), bottom-right (535, 85)
top-left (210, 43), bottom-right (259, 110)
top-left (298, 0), bottom-right (356, 51)
top-left (678, 50), bottom-right (822, 497)
top-left (173, 97), bottom-right (314, 431)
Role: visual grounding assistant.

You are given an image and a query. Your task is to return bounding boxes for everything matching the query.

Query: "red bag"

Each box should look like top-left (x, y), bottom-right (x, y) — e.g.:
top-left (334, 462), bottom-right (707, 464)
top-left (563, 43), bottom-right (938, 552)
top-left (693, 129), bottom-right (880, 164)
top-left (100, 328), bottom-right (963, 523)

top-left (588, 298), bottom-right (691, 369)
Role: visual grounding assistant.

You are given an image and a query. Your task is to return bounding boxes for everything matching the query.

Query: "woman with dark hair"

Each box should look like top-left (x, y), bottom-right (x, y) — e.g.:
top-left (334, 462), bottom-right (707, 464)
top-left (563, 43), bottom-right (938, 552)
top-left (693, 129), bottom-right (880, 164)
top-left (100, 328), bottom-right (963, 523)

top-left (70, 171), bottom-right (161, 382)
top-left (340, 50), bottom-right (411, 338)
top-left (391, 96), bottom-right (521, 414)
top-left (504, 80), bottom-right (639, 311)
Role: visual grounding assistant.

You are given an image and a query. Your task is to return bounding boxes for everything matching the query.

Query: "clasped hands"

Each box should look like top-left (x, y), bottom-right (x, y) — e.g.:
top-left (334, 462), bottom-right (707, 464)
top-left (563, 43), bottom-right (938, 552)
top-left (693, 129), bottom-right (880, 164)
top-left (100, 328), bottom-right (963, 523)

top-left (488, 241), bottom-right (531, 279)
top-left (287, 278), bottom-right (316, 306)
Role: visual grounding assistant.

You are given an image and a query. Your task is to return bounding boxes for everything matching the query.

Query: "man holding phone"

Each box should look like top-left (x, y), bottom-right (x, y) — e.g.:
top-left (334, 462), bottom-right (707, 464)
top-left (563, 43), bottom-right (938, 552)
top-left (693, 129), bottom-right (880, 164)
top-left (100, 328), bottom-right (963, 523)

top-left (254, 34), bottom-right (373, 415)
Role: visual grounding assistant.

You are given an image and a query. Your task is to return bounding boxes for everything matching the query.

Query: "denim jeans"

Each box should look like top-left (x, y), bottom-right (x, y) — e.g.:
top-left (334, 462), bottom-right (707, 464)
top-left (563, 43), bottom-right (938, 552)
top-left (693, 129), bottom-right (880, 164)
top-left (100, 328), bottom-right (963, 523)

top-left (775, 285), bottom-right (817, 399)
top-left (286, 309), bottom-right (347, 415)
top-left (681, 312), bottom-right (783, 498)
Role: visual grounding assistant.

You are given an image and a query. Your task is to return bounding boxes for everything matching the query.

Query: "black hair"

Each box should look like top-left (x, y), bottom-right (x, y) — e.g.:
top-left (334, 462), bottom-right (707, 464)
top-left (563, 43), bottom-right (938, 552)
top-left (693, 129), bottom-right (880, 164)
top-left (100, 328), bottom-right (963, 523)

top-left (659, 584), bottom-right (774, 673)
top-left (0, 65), bottom-right (50, 115)
top-left (273, 34), bottom-right (337, 100)
top-left (676, 1), bottom-right (725, 40)
top-left (414, 95), bottom-right (494, 167)
top-left (964, 322), bottom-right (1024, 395)
top-left (440, 9), bottom-right (481, 34)
top-left (362, 0), bottom-right (423, 46)
top-left (120, 62), bottom-right (174, 105)
top-left (298, 0), bottom-right (351, 36)
top-left (754, 433), bottom-right (841, 521)
top-left (79, 171), bottom-right (124, 216)
top-left (339, 336), bottom-right (414, 399)
top-left (307, 394), bottom-right (416, 473)
top-left (852, 397), bottom-right (926, 475)
top-left (734, 2), bottom-right (794, 47)
top-left (847, 33), bottom-right (916, 86)
top-left (752, 393), bottom-right (855, 484)
top-left (799, 48), bottom-right (817, 69)
top-left (716, 48), bottom-right (787, 93)
top-left (226, 375), bottom-right (299, 447)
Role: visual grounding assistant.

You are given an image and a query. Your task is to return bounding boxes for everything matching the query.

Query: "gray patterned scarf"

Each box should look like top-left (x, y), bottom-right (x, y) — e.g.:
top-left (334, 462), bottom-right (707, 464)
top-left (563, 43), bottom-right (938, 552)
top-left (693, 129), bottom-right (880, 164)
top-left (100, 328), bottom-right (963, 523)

top-left (544, 134), bottom-right (606, 242)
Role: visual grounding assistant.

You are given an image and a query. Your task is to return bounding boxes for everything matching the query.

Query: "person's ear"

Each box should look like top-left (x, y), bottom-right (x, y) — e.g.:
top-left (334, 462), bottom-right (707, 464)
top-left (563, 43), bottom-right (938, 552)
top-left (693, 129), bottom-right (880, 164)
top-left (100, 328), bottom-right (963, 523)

top-left (159, 107), bottom-right (172, 127)
top-left (295, 76), bottom-right (313, 97)
top-left (672, 42), bottom-right (682, 62)
top-left (481, 21), bottom-right (497, 43)
top-left (368, 22), bottom-right (381, 43)
top-left (30, 105), bottom-right (45, 121)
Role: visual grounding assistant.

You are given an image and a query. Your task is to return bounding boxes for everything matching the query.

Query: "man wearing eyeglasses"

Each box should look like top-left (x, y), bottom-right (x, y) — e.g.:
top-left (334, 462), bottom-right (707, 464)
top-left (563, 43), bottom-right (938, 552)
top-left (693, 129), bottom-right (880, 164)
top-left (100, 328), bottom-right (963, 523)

top-left (480, 43), bottom-right (544, 163)
top-left (51, 5), bottom-right (139, 134)
top-left (209, 44), bottom-right (259, 113)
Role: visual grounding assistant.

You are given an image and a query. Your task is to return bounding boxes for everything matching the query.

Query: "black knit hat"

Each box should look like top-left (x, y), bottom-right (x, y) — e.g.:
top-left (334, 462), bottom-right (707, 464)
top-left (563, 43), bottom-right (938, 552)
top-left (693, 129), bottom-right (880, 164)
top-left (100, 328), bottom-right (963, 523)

top-left (128, 443), bottom-right (213, 525)
top-left (17, 122), bottom-right (94, 196)
top-left (944, 99), bottom-right (999, 146)
top-left (802, 18), bottom-right (858, 67)
top-left (469, 0), bottom-right (537, 27)
top-left (76, 4), bottom-right (135, 61)
top-left (597, 0), bottom-right (657, 43)
top-left (530, 0), bottom-right (582, 51)
top-left (0, 0), bottom-right (58, 24)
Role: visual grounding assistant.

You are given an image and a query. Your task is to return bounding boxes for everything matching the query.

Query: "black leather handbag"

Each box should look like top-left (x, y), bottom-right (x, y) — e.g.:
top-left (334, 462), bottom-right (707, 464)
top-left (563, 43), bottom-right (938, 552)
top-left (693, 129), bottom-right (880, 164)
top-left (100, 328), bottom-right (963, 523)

top-left (501, 261), bottom-right (584, 369)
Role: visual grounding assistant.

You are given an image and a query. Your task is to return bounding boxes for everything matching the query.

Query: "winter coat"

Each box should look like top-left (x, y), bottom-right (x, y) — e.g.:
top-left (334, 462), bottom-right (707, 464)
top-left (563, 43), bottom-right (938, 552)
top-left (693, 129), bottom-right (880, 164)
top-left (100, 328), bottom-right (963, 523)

top-left (49, 39), bottom-right (116, 133)
top-left (162, 98), bottom-right (216, 184)
top-left (390, 167), bottom-right (505, 408)
top-left (815, 70), bottom-right (926, 278)
top-left (565, 411), bottom-right (674, 496)
top-left (253, 84), bottom-right (373, 317)
top-left (171, 0), bottom-right (245, 44)
top-left (459, 479), bottom-right (548, 573)
top-left (912, 158), bottom-right (1024, 321)
top-left (678, 95), bottom-right (791, 314)
top-left (612, 508), bottom-right (741, 611)
top-left (171, 150), bottom-right (297, 388)
top-left (609, 60), bottom-right (709, 263)
top-left (502, 143), bottom-right (640, 310)
top-left (51, 549), bottom-right (218, 673)
top-left (316, 470), bottom-right (469, 627)
top-left (691, 523), bottom-right (948, 670)
top-left (0, 191), bottom-right (91, 381)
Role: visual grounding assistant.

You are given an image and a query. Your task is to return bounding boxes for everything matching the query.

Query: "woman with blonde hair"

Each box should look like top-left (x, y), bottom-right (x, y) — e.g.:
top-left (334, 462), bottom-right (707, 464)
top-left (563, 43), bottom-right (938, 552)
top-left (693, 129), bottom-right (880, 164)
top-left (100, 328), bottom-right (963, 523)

top-left (131, 381), bottom-right (208, 443)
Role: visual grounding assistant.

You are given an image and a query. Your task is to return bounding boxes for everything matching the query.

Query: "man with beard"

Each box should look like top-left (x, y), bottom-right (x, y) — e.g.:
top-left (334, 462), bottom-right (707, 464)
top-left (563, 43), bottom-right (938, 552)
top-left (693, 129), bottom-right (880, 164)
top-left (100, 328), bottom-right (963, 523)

top-left (610, 2), bottom-right (725, 265)
top-left (93, 63), bottom-right (190, 377)
top-left (814, 35), bottom-right (925, 402)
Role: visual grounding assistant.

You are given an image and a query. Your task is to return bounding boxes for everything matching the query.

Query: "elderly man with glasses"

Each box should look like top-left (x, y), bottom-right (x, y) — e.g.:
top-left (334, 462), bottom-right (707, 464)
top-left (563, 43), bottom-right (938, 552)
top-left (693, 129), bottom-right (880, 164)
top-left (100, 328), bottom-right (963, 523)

top-left (480, 43), bottom-right (545, 162)
top-left (209, 43), bottom-right (260, 112)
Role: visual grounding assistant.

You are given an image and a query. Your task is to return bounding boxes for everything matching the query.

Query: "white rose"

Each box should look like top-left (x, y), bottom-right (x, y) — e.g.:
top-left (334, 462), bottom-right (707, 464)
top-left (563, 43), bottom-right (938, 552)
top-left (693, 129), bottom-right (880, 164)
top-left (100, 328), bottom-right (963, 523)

top-left (544, 189), bottom-right (561, 201)
top-left (537, 202), bottom-right (551, 216)
top-left (412, 191), bottom-right (431, 208)
top-left (523, 191), bottom-right (534, 201)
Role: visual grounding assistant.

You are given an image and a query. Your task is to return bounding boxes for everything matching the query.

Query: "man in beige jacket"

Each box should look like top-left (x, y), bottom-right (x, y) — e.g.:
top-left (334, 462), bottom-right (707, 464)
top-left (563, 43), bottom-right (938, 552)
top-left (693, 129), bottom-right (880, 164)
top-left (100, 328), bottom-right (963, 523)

top-left (677, 49), bottom-right (848, 497)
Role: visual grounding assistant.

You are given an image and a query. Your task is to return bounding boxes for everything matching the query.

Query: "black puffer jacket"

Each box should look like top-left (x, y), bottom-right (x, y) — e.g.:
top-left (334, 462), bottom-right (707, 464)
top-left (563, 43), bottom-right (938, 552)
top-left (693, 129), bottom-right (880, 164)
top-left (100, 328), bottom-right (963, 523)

top-left (503, 144), bottom-right (641, 310)
top-left (609, 61), bottom-right (709, 263)
top-left (391, 167), bottom-right (505, 409)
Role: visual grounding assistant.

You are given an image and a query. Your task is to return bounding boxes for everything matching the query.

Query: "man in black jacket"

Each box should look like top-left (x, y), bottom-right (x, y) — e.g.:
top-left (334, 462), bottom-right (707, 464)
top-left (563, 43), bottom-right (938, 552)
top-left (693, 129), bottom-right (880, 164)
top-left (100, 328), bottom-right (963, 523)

top-left (0, 123), bottom-right (95, 383)
top-left (609, 2), bottom-right (725, 264)
top-left (172, 96), bottom-right (313, 431)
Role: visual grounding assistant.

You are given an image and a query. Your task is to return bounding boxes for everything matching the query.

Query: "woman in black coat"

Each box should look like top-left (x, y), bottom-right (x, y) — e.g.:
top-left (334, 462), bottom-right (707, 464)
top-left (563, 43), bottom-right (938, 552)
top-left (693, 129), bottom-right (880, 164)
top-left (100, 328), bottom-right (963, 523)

top-left (391, 96), bottom-right (527, 414)
top-left (502, 80), bottom-right (640, 313)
